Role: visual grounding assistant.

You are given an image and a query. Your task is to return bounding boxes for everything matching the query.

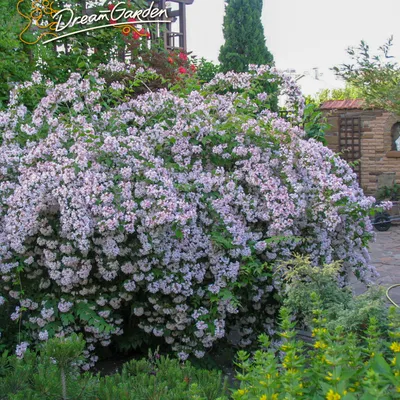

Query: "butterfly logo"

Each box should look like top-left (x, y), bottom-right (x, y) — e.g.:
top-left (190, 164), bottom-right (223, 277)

top-left (17, 0), bottom-right (59, 45)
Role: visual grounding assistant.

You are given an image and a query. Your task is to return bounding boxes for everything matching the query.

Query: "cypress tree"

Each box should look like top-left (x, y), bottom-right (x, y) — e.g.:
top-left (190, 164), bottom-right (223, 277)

top-left (219, 0), bottom-right (274, 73)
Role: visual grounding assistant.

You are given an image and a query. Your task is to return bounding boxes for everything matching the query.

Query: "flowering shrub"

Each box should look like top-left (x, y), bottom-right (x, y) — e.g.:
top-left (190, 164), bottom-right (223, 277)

top-left (233, 299), bottom-right (400, 400)
top-left (125, 40), bottom-right (197, 86)
top-left (0, 61), bottom-right (375, 366)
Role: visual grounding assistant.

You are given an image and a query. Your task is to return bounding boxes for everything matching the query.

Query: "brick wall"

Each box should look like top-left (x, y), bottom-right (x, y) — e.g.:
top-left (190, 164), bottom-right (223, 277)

top-left (322, 109), bottom-right (400, 195)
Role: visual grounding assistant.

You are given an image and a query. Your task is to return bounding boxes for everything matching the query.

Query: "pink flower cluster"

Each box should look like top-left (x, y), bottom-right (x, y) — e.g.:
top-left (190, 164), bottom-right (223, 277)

top-left (0, 62), bottom-right (375, 362)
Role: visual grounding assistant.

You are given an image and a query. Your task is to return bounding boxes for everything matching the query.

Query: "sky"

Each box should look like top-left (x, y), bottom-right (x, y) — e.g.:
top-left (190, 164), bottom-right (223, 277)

top-left (186, 0), bottom-right (400, 96)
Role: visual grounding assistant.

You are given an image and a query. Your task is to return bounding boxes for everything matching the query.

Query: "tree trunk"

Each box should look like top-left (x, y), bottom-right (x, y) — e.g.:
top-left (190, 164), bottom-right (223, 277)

top-left (61, 366), bottom-right (67, 400)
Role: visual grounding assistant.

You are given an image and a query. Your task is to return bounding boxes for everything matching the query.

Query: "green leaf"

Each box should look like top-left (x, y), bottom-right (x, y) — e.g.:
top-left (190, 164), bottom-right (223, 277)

top-left (371, 354), bottom-right (393, 377)
top-left (60, 313), bottom-right (75, 326)
top-left (210, 232), bottom-right (234, 249)
top-left (174, 229), bottom-right (183, 239)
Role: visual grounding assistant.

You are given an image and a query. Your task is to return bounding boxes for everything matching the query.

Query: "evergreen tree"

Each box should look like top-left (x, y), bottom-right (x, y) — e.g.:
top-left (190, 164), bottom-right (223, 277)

top-left (219, 0), bottom-right (274, 73)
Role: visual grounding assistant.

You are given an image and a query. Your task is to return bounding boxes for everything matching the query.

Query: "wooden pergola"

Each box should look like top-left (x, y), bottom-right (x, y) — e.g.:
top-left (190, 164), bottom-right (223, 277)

top-left (159, 0), bottom-right (194, 51)
top-left (92, 0), bottom-right (195, 52)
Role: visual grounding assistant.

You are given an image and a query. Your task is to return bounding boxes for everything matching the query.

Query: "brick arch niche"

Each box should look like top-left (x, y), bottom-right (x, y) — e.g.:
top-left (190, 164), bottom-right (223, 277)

top-left (390, 122), bottom-right (400, 152)
top-left (321, 100), bottom-right (400, 195)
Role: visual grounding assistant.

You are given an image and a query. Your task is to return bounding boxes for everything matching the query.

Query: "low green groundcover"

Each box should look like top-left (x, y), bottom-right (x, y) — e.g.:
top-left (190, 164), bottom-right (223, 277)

top-left (2, 295), bottom-right (400, 400)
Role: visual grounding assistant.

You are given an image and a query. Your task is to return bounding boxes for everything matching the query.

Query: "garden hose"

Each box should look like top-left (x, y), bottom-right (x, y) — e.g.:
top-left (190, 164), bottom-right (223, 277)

top-left (386, 284), bottom-right (400, 307)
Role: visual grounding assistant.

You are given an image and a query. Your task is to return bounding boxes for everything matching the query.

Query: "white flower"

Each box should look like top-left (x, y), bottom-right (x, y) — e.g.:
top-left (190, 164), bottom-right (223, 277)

top-left (15, 342), bottom-right (29, 359)
top-left (38, 330), bottom-right (49, 341)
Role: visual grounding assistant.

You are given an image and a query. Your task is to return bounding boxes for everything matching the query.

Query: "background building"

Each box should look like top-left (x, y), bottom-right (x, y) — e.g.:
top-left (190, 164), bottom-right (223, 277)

top-left (322, 100), bottom-right (400, 195)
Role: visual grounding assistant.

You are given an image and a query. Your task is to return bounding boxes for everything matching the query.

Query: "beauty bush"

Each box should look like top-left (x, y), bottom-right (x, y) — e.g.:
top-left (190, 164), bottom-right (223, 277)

top-left (0, 62), bottom-right (375, 367)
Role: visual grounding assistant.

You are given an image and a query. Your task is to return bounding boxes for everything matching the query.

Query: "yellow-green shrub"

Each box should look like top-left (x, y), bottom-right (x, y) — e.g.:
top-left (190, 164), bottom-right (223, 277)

top-left (233, 294), bottom-right (400, 400)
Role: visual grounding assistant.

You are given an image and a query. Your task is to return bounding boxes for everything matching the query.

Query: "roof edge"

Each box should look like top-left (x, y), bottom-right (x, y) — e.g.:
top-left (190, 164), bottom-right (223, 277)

top-left (320, 99), bottom-right (365, 110)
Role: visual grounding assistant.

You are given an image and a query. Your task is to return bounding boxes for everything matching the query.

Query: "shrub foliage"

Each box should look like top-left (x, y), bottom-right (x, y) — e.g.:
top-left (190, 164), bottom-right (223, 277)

top-left (0, 62), bottom-right (375, 365)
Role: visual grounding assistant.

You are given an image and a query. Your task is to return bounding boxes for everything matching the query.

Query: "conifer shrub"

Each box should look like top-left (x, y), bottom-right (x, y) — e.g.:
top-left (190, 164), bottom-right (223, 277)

top-left (0, 339), bottom-right (229, 400)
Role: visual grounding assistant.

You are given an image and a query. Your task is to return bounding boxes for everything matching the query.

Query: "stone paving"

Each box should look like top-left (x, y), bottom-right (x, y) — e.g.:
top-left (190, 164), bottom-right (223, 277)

top-left (350, 224), bottom-right (400, 304)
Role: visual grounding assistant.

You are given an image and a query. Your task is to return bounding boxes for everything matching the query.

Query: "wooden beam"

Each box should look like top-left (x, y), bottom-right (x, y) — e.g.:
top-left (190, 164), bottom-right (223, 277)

top-left (147, 0), bottom-right (194, 5)
top-left (165, 0), bottom-right (194, 4)
top-left (179, 2), bottom-right (187, 50)
top-left (167, 10), bottom-right (181, 18)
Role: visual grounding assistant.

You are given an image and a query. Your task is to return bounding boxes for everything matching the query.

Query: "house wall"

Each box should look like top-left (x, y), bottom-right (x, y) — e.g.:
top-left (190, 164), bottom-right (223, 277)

top-left (322, 109), bottom-right (400, 196)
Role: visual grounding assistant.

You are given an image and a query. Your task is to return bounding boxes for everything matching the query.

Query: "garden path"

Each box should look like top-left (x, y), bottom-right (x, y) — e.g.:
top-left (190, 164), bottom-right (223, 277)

top-left (350, 225), bottom-right (400, 305)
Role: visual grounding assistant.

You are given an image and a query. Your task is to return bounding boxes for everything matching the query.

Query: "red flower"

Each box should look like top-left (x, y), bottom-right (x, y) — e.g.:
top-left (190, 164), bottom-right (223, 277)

top-left (190, 64), bottom-right (197, 72)
top-left (110, 19), bottom-right (117, 24)
top-left (139, 28), bottom-right (146, 35)
top-left (178, 66), bottom-right (187, 74)
top-left (108, 4), bottom-right (115, 10)
top-left (133, 31), bottom-right (140, 40)
top-left (128, 18), bottom-right (136, 23)
top-left (168, 57), bottom-right (174, 64)
top-left (146, 31), bottom-right (151, 39)
top-left (179, 52), bottom-right (188, 62)
top-left (122, 28), bottom-right (130, 36)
